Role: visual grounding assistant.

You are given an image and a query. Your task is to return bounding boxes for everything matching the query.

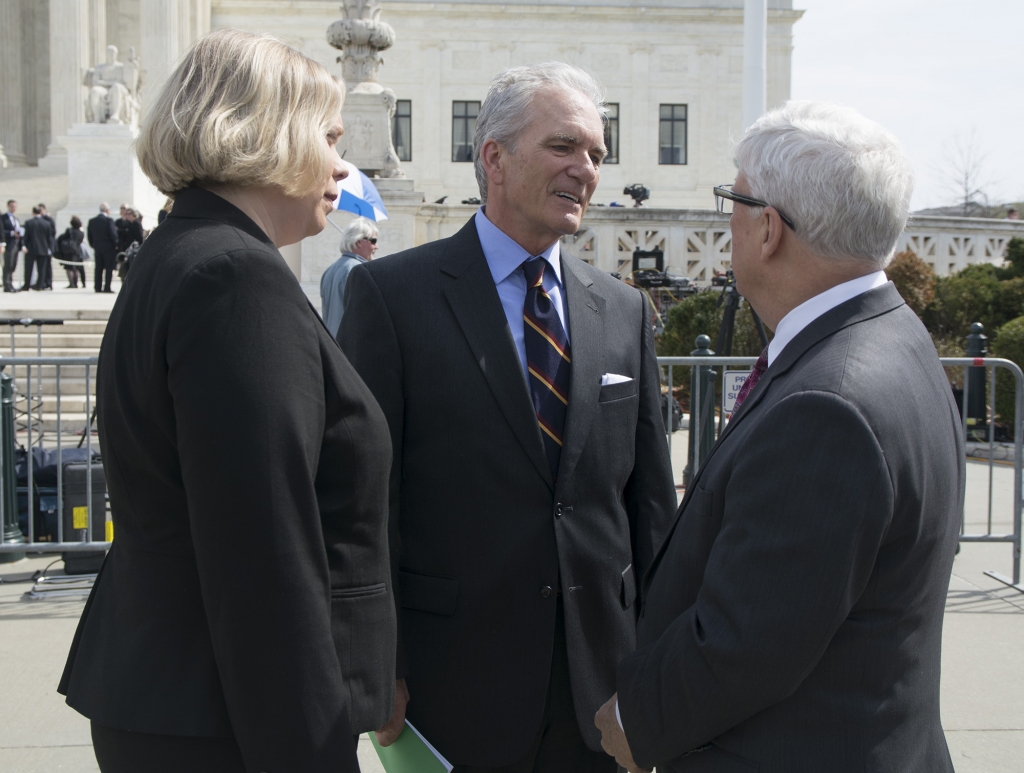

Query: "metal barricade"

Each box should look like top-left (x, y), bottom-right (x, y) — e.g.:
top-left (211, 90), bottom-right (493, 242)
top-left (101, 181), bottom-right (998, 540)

top-left (657, 355), bottom-right (1024, 593)
top-left (0, 355), bottom-right (107, 556)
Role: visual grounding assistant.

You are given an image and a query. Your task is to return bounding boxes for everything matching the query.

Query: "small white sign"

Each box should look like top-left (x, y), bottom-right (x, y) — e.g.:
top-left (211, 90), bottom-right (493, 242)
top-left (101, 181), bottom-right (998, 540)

top-left (722, 370), bottom-right (751, 416)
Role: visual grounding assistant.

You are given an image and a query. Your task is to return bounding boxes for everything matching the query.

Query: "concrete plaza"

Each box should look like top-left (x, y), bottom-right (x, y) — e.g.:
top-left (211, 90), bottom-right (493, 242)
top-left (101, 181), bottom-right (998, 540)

top-left (0, 453), bottom-right (1020, 772)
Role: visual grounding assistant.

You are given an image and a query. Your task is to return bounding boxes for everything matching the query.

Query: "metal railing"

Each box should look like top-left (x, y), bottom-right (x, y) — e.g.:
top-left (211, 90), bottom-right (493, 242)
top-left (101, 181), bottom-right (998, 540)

top-left (658, 354), bottom-right (1024, 593)
top-left (0, 356), bottom-right (105, 557)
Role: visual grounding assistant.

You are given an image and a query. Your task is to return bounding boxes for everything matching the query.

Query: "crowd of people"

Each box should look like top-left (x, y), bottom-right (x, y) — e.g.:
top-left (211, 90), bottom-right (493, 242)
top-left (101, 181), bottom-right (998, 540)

top-left (0, 198), bottom-right (151, 293)
top-left (54, 28), bottom-right (963, 773)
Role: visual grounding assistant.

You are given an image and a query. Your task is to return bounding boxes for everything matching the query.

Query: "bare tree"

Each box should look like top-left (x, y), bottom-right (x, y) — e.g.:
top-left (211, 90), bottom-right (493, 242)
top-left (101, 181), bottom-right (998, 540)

top-left (935, 131), bottom-right (996, 217)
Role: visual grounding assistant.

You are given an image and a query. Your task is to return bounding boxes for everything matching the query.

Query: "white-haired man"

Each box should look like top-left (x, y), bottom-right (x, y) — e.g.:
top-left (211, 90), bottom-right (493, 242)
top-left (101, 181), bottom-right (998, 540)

top-left (340, 63), bottom-right (676, 772)
top-left (319, 217), bottom-right (378, 339)
top-left (596, 102), bottom-right (965, 773)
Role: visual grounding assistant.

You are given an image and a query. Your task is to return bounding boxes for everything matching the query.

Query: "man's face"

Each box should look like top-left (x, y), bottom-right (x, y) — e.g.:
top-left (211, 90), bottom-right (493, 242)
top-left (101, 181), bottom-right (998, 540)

top-left (7, 202), bottom-right (15, 214)
top-left (491, 86), bottom-right (606, 251)
top-left (728, 173), bottom-right (764, 298)
top-left (353, 236), bottom-right (377, 260)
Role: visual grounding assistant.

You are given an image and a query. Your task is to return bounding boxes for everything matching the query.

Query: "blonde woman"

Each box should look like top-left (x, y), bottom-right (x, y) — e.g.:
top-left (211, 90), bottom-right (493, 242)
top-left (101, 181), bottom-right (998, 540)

top-left (58, 30), bottom-right (395, 773)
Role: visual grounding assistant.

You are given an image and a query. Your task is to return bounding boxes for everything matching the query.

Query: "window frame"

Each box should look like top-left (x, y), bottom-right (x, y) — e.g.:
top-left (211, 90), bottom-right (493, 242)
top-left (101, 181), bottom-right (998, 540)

top-left (451, 100), bottom-right (481, 163)
top-left (658, 103), bottom-right (688, 166)
top-left (603, 102), bottom-right (620, 165)
top-left (392, 99), bottom-right (412, 162)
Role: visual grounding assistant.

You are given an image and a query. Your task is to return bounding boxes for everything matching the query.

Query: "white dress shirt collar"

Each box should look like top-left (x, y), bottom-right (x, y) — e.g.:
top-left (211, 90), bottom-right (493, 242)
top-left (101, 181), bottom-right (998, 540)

top-left (767, 271), bottom-right (888, 367)
top-left (474, 207), bottom-right (562, 285)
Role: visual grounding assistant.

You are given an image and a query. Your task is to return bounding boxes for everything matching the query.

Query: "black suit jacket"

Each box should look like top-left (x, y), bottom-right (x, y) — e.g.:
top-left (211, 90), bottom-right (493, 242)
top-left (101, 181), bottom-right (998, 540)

top-left (1, 212), bottom-right (20, 245)
top-left (59, 187), bottom-right (396, 772)
top-left (617, 283), bottom-right (964, 772)
top-left (87, 213), bottom-right (119, 255)
top-left (23, 215), bottom-right (55, 256)
top-left (340, 217), bottom-right (676, 767)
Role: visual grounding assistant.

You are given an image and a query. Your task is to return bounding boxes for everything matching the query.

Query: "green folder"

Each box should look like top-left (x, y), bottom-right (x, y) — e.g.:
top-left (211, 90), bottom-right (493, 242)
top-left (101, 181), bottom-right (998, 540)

top-left (370, 720), bottom-right (453, 773)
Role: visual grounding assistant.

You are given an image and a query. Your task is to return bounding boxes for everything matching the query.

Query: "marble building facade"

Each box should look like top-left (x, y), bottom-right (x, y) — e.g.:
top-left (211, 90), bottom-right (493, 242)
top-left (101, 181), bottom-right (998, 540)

top-left (1, 0), bottom-right (801, 209)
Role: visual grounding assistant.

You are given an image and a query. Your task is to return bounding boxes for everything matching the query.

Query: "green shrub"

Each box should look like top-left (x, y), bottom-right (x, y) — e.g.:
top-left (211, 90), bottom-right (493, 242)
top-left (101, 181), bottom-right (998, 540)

top-left (922, 266), bottom-right (1000, 340)
top-left (999, 237), bottom-right (1024, 279)
top-left (991, 316), bottom-right (1024, 434)
top-left (886, 250), bottom-right (935, 317)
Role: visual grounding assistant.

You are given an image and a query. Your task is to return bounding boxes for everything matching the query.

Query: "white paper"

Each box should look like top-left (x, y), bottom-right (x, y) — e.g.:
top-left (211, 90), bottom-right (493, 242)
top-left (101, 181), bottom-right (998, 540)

top-left (405, 720), bottom-right (454, 772)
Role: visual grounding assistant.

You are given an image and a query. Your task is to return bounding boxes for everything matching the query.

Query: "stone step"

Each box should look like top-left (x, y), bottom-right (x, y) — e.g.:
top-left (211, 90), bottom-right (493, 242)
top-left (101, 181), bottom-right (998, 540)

top-left (0, 347), bottom-right (102, 359)
top-left (0, 320), bottom-right (110, 335)
top-left (5, 365), bottom-right (97, 380)
top-left (0, 333), bottom-right (106, 351)
top-left (13, 394), bottom-right (94, 414)
top-left (8, 378), bottom-right (93, 396)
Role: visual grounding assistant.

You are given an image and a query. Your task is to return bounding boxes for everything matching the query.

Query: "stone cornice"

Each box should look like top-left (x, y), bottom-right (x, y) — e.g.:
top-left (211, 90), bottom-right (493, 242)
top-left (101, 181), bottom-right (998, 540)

top-left (212, 1), bottom-right (804, 26)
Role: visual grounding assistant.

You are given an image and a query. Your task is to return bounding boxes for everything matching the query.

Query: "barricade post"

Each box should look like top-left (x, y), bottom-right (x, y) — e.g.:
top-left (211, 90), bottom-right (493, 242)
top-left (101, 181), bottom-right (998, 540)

top-left (0, 369), bottom-right (25, 562)
top-left (685, 335), bottom-right (717, 485)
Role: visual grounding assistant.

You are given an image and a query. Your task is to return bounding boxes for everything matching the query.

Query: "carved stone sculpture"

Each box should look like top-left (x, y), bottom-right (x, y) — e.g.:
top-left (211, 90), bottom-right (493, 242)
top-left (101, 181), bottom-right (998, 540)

top-left (83, 45), bottom-right (140, 126)
top-left (327, 0), bottom-right (405, 177)
top-left (327, 0), bottom-right (395, 87)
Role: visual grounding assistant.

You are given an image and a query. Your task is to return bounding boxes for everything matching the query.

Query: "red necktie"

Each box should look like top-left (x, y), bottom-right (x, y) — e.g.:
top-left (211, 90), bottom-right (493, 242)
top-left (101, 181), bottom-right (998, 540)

top-left (733, 348), bottom-right (768, 413)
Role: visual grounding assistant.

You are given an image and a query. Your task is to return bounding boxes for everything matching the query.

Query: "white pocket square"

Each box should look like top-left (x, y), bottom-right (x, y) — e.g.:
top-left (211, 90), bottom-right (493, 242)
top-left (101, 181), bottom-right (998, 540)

top-left (601, 373), bottom-right (632, 386)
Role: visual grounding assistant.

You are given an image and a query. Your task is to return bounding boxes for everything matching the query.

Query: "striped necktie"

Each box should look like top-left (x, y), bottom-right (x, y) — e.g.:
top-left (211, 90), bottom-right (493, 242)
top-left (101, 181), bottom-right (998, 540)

top-left (523, 258), bottom-right (571, 480)
top-left (732, 347), bottom-right (769, 413)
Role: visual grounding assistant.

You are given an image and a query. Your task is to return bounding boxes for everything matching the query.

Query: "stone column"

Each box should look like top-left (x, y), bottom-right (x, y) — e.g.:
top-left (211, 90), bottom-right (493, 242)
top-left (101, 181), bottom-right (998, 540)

top-left (90, 0), bottom-right (106, 66)
top-left (42, 0), bottom-right (90, 168)
top-left (140, 0), bottom-right (181, 108)
top-left (0, 0), bottom-right (25, 164)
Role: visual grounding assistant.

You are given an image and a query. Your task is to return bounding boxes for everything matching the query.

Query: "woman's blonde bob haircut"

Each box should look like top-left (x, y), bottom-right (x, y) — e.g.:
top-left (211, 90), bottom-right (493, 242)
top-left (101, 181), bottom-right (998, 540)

top-left (136, 29), bottom-right (344, 197)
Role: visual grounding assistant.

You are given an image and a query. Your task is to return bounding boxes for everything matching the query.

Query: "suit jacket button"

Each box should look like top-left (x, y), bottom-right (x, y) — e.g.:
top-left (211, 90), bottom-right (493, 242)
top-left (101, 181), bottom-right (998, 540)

top-left (540, 586), bottom-right (553, 598)
top-left (555, 503), bottom-right (563, 517)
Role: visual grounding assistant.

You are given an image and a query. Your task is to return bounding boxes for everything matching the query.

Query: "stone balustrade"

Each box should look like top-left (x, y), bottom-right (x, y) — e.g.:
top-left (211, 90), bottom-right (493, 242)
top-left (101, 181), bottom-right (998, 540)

top-left (301, 201), bottom-right (1024, 305)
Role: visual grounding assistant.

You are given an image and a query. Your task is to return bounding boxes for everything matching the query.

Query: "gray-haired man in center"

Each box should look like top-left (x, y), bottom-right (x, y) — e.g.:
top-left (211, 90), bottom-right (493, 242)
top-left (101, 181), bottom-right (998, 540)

top-left (340, 62), bottom-right (675, 773)
top-left (319, 216), bottom-right (378, 339)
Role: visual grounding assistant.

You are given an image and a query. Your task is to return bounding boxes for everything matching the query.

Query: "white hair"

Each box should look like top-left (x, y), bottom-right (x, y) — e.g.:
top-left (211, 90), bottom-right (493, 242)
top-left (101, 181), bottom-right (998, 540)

top-left (340, 217), bottom-right (378, 253)
top-left (735, 101), bottom-right (914, 268)
top-left (473, 62), bottom-right (607, 204)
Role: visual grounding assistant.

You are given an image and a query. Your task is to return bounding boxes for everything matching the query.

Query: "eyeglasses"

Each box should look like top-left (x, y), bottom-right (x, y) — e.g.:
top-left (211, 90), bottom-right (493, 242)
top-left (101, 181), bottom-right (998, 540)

top-left (364, 238), bottom-right (377, 244)
top-left (714, 185), bottom-right (796, 231)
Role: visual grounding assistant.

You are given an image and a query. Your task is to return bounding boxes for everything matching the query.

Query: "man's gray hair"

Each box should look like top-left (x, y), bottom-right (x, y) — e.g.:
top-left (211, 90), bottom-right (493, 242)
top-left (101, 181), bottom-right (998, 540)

top-left (473, 62), bottom-right (607, 204)
top-left (735, 101), bottom-right (914, 268)
top-left (99, 203), bottom-right (110, 213)
top-left (340, 217), bottom-right (378, 253)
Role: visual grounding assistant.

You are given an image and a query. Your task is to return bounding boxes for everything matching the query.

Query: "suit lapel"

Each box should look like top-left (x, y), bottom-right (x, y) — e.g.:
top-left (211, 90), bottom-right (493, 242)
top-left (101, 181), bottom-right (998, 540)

top-left (440, 220), bottom-right (555, 491)
top-left (641, 282), bottom-right (907, 599)
top-left (556, 258), bottom-right (602, 490)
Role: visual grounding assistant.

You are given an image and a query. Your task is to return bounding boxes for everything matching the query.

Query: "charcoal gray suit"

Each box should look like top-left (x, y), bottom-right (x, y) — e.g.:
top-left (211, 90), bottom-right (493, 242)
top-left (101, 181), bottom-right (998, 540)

top-left (340, 217), bottom-right (677, 767)
top-left (617, 282), bottom-right (964, 772)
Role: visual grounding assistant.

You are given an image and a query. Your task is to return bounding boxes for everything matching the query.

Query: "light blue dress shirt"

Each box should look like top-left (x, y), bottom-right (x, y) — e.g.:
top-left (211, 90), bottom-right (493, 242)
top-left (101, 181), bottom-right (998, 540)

top-left (474, 208), bottom-right (570, 381)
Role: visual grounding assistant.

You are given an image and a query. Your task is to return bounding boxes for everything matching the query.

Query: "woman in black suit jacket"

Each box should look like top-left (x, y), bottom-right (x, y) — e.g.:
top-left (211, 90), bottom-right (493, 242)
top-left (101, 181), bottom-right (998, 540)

top-left (58, 30), bottom-right (396, 773)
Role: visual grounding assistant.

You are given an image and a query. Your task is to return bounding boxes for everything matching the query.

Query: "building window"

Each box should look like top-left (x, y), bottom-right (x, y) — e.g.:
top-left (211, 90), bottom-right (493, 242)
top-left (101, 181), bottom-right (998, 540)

top-left (604, 103), bottom-right (619, 164)
top-left (392, 99), bottom-right (412, 162)
top-left (452, 101), bottom-right (480, 162)
top-left (659, 104), bottom-right (687, 165)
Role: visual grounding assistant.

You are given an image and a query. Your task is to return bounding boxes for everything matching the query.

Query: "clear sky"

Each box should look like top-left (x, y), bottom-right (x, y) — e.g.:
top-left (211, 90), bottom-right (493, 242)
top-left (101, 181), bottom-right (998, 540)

top-left (790, 0), bottom-right (1024, 211)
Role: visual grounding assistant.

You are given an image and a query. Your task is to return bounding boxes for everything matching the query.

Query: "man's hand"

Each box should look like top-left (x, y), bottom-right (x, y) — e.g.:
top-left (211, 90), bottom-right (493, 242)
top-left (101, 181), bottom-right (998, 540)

top-left (374, 678), bottom-right (409, 747)
top-left (595, 693), bottom-right (651, 773)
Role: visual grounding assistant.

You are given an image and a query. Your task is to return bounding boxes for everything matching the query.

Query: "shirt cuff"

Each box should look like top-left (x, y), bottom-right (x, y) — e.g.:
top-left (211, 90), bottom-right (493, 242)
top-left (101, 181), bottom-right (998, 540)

top-left (615, 699), bottom-right (623, 731)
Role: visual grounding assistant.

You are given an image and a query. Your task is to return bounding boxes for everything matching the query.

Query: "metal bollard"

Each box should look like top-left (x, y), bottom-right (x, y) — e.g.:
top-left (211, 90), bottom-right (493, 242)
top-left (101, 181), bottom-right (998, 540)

top-left (683, 335), bottom-right (717, 487)
top-left (0, 369), bottom-right (26, 563)
top-left (966, 322), bottom-right (988, 433)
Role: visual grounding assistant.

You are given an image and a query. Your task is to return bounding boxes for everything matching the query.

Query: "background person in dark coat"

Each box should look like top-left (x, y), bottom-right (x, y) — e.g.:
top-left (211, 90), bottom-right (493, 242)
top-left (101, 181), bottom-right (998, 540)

top-left (1, 199), bottom-right (22, 292)
top-left (60, 216), bottom-right (87, 288)
top-left (341, 63), bottom-right (676, 772)
top-left (59, 30), bottom-right (395, 773)
top-left (597, 102), bottom-right (965, 773)
top-left (21, 206), bottom-right (55, 290)
top-left (87, 203), bottom-right (118, 293)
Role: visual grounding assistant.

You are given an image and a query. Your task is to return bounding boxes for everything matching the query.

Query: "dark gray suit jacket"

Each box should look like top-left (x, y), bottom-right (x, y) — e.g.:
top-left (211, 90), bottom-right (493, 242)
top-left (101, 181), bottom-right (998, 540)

top-left (617, 283), bottom-right (964, 772)
top-left (340, 217), bottom-right (677, 767)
